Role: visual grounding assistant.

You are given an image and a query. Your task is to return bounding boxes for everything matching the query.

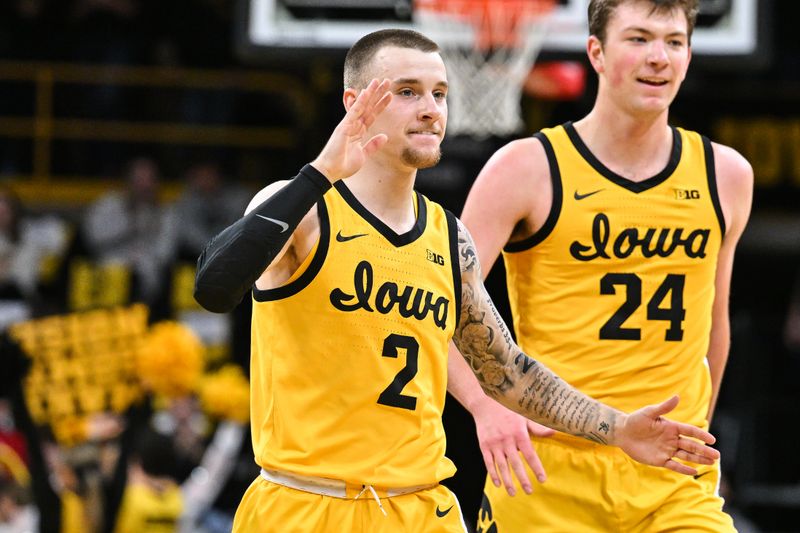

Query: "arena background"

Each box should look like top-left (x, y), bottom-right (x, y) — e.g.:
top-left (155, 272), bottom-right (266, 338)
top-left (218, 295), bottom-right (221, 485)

top-left (0, 1), bottom-right (798, 532)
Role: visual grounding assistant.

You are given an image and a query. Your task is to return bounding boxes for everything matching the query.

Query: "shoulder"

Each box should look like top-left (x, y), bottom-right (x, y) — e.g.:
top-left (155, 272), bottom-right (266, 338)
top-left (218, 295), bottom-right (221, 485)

top-left (467, 136), bottom-right (551, 209)
top-left (711, 142), bottom-right (753, 188)
top-left (462, 136), bottom-right (554, 245)
top-left (710, 142), bottom-right (753, 237)
top-left (479, 136), bottom-right (549, 182)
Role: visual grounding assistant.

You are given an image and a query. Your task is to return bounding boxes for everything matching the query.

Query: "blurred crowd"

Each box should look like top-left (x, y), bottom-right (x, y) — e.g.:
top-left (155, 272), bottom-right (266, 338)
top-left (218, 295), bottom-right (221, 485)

top-left (0, 154), bottom-right (255, 533)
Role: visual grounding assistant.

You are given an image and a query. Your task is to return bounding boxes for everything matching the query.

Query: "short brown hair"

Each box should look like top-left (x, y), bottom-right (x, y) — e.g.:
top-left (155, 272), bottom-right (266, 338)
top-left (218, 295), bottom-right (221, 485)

top-left (588, 0), bottom-right (699, 44)
top-left (344, 29), bottom-right (440, 90)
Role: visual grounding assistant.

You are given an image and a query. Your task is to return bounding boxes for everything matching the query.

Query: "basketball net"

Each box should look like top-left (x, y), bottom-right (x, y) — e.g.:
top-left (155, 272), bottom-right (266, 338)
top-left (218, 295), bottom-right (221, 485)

top-left (414, 0), bottom-right (555, 139)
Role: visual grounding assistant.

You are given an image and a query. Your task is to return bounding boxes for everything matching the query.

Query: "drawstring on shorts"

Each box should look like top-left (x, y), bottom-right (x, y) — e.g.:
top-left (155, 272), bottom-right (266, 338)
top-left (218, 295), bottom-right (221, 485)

top-left (354, 484), bottom-right (388, 516)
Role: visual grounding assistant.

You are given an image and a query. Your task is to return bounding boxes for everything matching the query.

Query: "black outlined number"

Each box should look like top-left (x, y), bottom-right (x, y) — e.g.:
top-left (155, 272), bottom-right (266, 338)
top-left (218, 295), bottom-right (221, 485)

top-left (377, 334), bottom-right (419, 410)
top-left (647, 274), bottom-right (686, 341)
top-left (600, 273), bottom-right (686, 341)
top-left (600, 273), bottom-right (642, 340)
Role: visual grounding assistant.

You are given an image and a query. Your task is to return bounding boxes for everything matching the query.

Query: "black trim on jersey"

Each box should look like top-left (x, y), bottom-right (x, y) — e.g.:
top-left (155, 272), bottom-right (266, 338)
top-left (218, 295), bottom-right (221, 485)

top-left (504, 132), bottom-right (563, 253)
top-left (702, 135), bottom-right (727, 237)
top-left (334, 181), bottom-right (427, 247)
top-left (564, 121), bottom-right (682, 193)
top-left (252, 200), bottom-right (331, 302)
top-left (445, 210), bottom-right (462, 330)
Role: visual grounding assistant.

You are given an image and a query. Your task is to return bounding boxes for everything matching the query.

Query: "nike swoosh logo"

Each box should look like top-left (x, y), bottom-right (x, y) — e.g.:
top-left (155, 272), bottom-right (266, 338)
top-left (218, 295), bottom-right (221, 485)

top-left (574, 189), bottom-right (604, 200)
top-left (255, 214), bottom-right (289, 233)
top-left (693, 471), bottom-right (712, 480)
top-left (336, 231), bottom-right (368, 242)
top-left (435, 505), bottom-right (453, 518)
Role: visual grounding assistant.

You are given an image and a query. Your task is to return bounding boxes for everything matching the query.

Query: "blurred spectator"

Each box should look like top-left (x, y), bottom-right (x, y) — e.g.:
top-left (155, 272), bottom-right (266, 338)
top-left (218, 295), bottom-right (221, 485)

top-left (0, 477), bottom-right (38, 533)
top-left (0, 401), bottom-right (28, 486)
top-left (82, 157), bottom-right (177, 306)
top-left (173, 161), bottom-right (250, 259)
top-left (0, 186), bottom-right (69, 309)
top-left (113, 428), bottom-right (182, 533)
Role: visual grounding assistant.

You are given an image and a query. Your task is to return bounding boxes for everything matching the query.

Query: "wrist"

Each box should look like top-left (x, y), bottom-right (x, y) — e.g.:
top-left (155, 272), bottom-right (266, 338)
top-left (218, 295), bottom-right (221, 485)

top-left (464, 392), bottom-right (499, 419)
top-left (309, 160), bottom-right (338, 184)
top-left (609, 411), bottom-right (627, 447)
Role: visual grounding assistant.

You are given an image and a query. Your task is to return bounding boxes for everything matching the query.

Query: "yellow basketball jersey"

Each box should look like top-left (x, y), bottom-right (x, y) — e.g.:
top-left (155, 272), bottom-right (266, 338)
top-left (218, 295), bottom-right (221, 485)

top-left (503, 123), bottom-right (724, 429)
top-left (250, 181), bottom-right (459, 487)
top-left (113, 483), bottom-right (183, 533)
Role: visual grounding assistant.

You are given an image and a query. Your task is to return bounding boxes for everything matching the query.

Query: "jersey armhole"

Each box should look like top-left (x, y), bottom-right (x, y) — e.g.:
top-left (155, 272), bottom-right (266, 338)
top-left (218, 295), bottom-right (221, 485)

top-left (702, 135), bottom-right (727, 237)
top-left (445, 209), bottom-right (462, 331)
top-left (504, 132), bottom-right (563, 253)
top-left (253, 199), bottom-right (331, 302)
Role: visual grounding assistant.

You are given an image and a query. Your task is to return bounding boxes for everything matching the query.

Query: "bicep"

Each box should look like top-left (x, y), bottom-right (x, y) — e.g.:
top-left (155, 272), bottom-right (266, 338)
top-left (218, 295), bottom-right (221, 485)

top-left (460, 139), bottom-right (547, 277)
top-left (452, 221), bottom-right (518, 367)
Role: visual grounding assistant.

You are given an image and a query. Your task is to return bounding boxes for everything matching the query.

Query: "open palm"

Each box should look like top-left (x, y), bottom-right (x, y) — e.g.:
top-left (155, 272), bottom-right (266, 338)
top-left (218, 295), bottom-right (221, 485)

top-left (617, 396), bottom-right (719, 476)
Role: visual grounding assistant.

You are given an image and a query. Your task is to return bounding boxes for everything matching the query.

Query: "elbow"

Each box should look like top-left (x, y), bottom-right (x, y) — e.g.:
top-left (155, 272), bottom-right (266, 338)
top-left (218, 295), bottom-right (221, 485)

top-left (193, 284), bottom-right (242, 314)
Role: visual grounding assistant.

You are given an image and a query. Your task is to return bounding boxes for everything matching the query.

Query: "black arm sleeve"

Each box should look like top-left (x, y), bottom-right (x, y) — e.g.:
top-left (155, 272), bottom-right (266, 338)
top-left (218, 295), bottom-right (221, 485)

top-left (193, 164), bottom-right (332, 313)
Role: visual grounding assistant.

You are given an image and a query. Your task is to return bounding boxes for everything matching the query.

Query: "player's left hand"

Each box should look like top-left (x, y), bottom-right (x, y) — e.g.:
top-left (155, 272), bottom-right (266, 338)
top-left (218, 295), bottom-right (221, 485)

top-left (616, 395), bottom-right (720, 476)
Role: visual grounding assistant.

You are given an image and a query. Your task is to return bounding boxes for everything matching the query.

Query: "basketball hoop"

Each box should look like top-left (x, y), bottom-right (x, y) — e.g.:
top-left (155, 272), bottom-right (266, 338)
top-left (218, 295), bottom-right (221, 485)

top-left (414, 0), bottom-right (555, 139)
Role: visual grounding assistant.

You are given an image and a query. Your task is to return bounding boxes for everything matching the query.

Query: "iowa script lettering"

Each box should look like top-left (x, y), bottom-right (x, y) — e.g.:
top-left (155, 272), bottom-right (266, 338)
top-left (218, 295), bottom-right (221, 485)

top-left (329, 261), bottom-right (450, 330)
top-left (570, 213), bottom-right (711, 261)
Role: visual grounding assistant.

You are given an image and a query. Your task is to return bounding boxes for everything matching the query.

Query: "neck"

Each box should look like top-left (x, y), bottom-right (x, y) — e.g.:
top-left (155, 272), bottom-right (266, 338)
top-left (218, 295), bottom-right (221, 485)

top-left (574, 104), bottom-right (673, 182)
top-left (343, 161), bottom-right (418, 233)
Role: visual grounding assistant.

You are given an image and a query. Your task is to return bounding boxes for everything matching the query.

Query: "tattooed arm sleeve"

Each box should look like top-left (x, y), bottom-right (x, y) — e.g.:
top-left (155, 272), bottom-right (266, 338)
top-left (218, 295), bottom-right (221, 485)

top-left (451, 219), bottom-right (622, 445)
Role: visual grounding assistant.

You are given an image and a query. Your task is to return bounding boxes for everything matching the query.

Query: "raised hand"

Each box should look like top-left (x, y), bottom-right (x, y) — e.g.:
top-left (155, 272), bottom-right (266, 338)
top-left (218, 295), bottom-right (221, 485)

top-left (311, 78), bottom-right (393, 182)
top-left (616, 395), bottom-right (720, 476)
top-left (472, 398), bottom-right (554, 496)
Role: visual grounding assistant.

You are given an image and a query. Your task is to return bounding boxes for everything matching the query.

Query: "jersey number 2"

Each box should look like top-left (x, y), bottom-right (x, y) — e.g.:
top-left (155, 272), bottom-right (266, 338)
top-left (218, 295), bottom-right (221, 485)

top-left (599, 273), bottom-right (686, 341)
top-left (377, 334), bottom-right (419, 410)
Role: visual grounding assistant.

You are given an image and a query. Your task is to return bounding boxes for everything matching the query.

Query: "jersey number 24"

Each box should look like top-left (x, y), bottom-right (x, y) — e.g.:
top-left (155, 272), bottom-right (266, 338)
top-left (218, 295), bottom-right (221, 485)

top-left (600, 273), bottom-right (685, 341)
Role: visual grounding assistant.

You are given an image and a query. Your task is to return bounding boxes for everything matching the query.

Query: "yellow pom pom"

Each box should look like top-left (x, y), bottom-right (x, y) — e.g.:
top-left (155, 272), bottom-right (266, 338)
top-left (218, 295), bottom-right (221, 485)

top-left (199, 365), bottom-right (250, 424)
top-left (138, 322), bottom-right (205, 398)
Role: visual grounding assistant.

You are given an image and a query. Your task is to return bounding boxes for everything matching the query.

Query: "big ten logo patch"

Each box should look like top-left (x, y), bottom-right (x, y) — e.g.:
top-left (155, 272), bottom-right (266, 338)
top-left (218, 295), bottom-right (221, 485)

top-left (9, 304), bottom-right (149, 446)
top-left (426, 249), bottom-right (445, 265)
top-left (476, 493), bottom-right (498, 533)
top-left (674, 188), bottom-right (701, 200)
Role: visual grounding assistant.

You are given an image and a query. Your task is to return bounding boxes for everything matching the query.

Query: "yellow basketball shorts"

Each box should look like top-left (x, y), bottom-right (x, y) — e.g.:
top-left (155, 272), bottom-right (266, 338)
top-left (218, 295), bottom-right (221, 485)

top-left (232, 473), bottom-right (468, 532)
top-left (477, 433), bottom-right (736, 533)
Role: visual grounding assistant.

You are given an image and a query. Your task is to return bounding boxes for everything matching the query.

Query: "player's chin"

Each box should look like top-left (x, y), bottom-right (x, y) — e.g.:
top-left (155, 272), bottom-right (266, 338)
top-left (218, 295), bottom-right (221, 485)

top-left (402, 147), bottom-right (442, 169)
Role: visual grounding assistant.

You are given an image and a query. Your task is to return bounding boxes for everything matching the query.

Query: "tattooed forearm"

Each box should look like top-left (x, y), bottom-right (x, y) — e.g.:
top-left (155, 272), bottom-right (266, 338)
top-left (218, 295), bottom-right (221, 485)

top-left (452, 219), bottom-right (620, 445)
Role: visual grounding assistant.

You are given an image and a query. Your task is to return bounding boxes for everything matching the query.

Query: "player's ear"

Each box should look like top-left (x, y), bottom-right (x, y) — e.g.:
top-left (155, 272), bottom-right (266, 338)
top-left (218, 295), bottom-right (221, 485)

top-left (587, 35), bottom-right (604, 73)
top-left (343, 88), bottom-right (359, 111)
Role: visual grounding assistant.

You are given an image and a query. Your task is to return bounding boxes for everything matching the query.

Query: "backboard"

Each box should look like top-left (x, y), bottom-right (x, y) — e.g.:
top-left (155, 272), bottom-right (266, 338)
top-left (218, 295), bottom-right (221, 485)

top-left (239, 0), bottom-right (770, 68)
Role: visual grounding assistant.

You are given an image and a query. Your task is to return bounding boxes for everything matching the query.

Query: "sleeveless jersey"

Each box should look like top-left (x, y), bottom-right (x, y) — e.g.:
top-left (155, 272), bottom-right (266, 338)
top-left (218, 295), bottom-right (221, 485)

top-left (502, 123), bottom-right (724, 429)
top-left (249, 180), bottom-right (460, 487)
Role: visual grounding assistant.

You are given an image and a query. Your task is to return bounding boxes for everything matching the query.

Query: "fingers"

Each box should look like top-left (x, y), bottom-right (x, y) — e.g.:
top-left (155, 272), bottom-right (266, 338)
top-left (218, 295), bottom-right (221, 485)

top-left (645, 395), bottom-right (680, 418)
top-left (361, 133), bottom-right (388, 157)
top-left (480, 448), bottom-right (502, 489)
top-left (675, 436), bottom-right (720, 462)
top-left (361, 85), bottom-right (392, 128)
top-left (663, 458), bottom-right (698, 476)
top-left (504, 444), bottom-right (532, 495)
top-left (673, 449), bottom-right (716, 465)
top-left (350, 78), bottom-right (391, 123)
top-left (481, 439), bottom-right (543, 496)
top-left (675, 422), bottom-right (716, 445)
top-left (518, 438), bottom-right (547, 486)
